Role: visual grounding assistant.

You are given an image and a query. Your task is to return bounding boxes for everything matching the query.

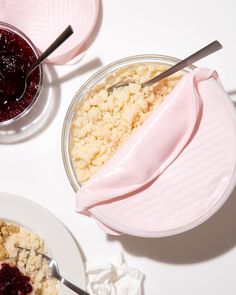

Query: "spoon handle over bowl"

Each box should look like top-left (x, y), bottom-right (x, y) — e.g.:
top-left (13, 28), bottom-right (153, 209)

top-left (143, 40), bottom-right (223, 87)
top-left (27, 25), bottom-right (74, 77)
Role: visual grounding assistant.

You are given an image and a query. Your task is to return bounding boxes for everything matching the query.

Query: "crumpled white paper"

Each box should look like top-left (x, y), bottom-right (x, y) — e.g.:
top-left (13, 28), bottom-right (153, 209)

top-left (86, 253), bottom-right (144, 295)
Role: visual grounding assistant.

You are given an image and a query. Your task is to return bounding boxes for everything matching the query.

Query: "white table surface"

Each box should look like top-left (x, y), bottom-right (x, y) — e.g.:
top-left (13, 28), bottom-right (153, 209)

top-left (1, 0), bottom-right (236, 294)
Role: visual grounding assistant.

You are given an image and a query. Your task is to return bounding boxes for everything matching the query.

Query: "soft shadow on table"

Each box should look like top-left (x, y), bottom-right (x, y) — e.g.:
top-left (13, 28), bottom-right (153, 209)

top-left (228, 90), bottom-right (236, 107)
top-left (228, 89), bottom-right (236, 97)
top-left (52, 57), bottom-right (103, 85)
top-left (0, 64), bottom-right (61, 144)
top-left (228, 90), bottom-right (236, 106)
top-left (107, 189), bottom-right (236, 264)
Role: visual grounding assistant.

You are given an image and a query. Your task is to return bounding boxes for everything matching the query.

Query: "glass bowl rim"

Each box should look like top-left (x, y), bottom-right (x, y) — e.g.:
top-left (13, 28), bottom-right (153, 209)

top-left (0, 21), bottom-right (43, 126)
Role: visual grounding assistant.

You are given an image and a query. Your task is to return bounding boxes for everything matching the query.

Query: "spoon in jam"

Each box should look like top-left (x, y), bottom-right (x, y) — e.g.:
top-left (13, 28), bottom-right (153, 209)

top-left (0, 25), bottom-right (73, 103)
top-left (108, 40), bottom-right (223, 93)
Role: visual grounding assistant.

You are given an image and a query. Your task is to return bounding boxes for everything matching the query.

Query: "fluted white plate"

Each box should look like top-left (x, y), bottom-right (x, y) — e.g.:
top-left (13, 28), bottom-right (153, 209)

top-left (0, 192), bottom-right (86, 294)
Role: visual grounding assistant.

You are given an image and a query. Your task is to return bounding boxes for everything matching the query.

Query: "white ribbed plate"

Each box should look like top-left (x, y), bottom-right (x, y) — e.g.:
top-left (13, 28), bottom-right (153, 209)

top-left (0, 193), bottom-right (86, 294)
top-left (90, 78), bottom-right (236, 237)
top-left (0, 0), bottom-right (99, 64)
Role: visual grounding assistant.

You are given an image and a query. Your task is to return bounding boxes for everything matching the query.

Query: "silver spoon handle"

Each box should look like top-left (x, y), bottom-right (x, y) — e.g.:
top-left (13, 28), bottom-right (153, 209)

top-left (27, 25), bottom-right (73, 77)
top-left (61, 278), bottom-right (89, 295)
top-left (143, 40), bottom-right (223, 87)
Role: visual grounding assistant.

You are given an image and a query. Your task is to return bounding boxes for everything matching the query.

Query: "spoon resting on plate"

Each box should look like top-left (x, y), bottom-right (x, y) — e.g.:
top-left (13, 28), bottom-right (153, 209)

top-left (108, 40), bottom-right (223, 93)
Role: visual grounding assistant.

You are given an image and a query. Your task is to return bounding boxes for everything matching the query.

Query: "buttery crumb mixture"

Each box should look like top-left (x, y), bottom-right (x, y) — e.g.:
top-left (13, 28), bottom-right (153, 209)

top-left (0, 220), bottom-right (58, 295)
top-left (70, 63), bottom-right (181, 184)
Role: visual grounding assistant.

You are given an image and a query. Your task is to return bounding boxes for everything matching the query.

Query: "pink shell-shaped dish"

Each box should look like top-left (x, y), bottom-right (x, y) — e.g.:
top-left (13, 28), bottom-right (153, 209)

top-left (0, 0), bottom-right (99, 64)
top-left (76, 69), bottom-right (236, 237)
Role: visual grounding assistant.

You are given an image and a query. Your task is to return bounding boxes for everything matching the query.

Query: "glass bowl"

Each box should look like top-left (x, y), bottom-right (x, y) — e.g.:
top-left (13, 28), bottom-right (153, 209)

top-left (61, 54), bottom-right (195, 192)
top-left (0, 21), bottom-right (43, 126)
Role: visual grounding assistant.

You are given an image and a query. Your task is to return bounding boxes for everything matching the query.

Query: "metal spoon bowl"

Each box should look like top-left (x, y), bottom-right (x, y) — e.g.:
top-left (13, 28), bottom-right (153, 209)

top-left (108, 40), bottom-right (222, 93)
top-left (1, 25), bottom-right (73, 103)
top-left (17, 246), bottom-right (89, 295)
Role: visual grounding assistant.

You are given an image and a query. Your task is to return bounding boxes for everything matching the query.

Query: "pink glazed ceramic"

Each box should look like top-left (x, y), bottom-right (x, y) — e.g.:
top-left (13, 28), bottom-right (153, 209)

top-left (0, 0), bottom-right (99, 64)
top-left (62, 55), bottom-right (236, 237)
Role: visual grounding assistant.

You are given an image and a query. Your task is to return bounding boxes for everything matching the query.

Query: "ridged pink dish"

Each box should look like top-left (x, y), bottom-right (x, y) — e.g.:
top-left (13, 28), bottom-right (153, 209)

top-left (0, 0), bottom-right (99, 64)
top-left (89, 75), bottom-right (236, 237)
top-left (62, 55), bottom-right (236, 237)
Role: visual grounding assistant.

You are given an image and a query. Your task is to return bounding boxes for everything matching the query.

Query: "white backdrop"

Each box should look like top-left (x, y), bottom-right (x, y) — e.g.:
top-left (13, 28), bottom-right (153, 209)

top-left (1, 0), bottom-right (236, 294)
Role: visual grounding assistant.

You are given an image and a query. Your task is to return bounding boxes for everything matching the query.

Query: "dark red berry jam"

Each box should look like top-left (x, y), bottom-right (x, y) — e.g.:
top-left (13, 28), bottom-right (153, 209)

top-left (0, 263), bottom-right (33, 295)
top-left (0, 27), bottom-right (40, 123)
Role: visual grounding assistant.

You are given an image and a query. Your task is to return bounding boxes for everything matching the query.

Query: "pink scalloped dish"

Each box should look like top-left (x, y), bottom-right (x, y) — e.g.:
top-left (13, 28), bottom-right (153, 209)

top-left (72, 66), bottom-right (236, 237)
top-left (0, 0), bottom-right (99, 64)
